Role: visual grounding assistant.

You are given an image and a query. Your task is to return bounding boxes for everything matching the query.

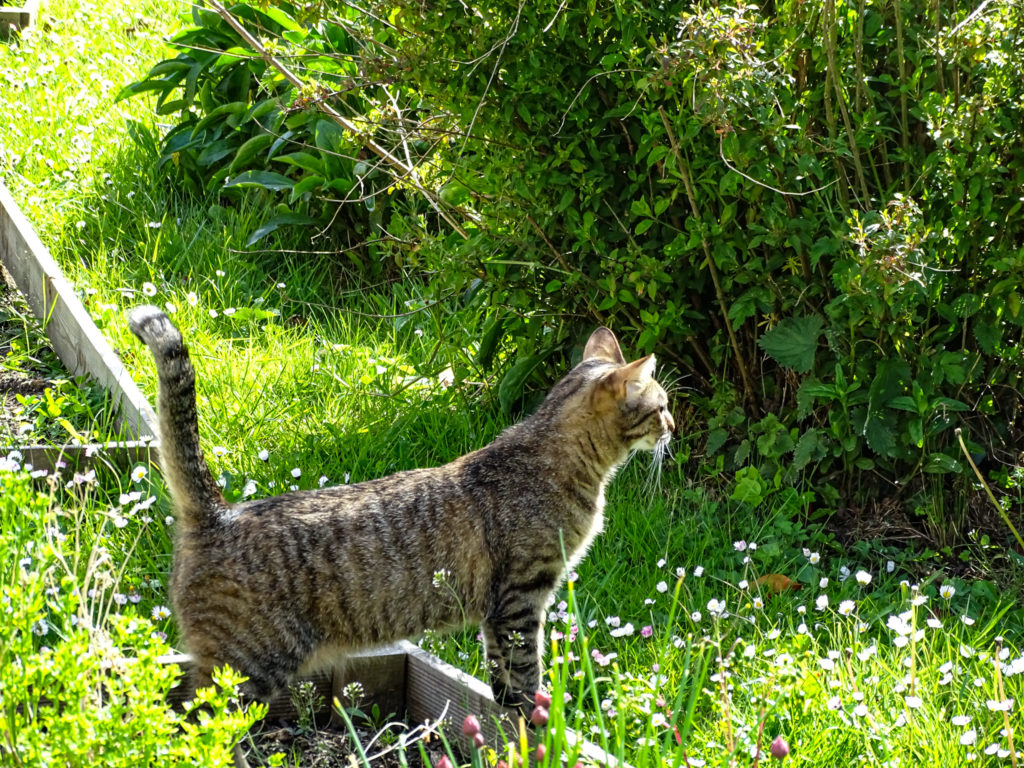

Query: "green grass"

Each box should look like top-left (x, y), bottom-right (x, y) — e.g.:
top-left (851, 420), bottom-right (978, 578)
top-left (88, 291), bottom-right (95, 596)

top-left (2, 2), bottom-right (1024, 767)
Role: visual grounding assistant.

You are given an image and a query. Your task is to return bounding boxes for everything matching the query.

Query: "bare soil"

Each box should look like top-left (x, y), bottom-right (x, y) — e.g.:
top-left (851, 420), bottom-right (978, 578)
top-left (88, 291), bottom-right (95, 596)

top-left (0, 275), bottom-right (58, 447)
top-left (244, 717), bottom-right (451, 768)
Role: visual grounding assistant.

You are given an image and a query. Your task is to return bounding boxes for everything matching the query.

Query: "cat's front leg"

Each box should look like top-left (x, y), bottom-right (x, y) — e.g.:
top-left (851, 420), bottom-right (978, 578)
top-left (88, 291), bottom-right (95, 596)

top-left (481, 623), bottom-right (515, 707)
top-left (483, 606), bottom-right (545, 715)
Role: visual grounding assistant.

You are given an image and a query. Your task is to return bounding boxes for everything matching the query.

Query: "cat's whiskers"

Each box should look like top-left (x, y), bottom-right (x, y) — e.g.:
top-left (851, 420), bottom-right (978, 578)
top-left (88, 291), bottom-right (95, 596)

top-left (643, 435), bottom-right (672, 493)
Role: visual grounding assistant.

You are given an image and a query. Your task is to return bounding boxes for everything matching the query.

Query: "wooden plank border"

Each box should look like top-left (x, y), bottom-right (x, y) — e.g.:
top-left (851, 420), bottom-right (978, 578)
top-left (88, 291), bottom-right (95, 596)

top-left (0, 180), bottom-right (160, 453)
top-left (161, 642), bottom-right (622, 766)
top-left (0, 0), bottom-right (40, 34)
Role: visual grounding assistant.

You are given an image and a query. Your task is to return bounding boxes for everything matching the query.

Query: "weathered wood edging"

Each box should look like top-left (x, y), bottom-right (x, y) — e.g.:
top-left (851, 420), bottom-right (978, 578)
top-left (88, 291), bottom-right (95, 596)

top-left (165, 640), bottom-right (618, 766)
top-left (0, 0), bottom-right (40, 34)
top-left (0, 179), bottom-right (160, 468)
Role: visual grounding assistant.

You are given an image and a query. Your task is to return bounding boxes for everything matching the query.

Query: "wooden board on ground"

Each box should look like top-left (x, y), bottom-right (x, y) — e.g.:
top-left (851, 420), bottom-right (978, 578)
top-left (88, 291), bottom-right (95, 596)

top-left (0, 179), bottom-right (161, 469)
top-left (0, 0), bottom-right (40, 34)
top-left (163, 640), bottom-right (620, 766)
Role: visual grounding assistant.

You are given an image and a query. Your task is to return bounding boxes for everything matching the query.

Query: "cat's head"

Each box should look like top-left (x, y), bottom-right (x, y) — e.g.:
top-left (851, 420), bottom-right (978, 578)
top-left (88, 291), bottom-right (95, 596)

top-left (580, 327), bottom-right (675, 453)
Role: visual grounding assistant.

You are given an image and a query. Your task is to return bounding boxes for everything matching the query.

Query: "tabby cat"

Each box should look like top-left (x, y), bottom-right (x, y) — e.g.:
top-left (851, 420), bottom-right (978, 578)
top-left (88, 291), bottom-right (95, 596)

top-left (129, 306), bottom-right (673, 755)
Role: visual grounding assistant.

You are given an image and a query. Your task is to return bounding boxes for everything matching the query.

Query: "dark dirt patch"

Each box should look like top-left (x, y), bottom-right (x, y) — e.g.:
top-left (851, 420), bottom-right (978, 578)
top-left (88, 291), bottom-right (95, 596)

top-left (244, 717), bottom-right (452, 768)
top-left (827, 487), bottom-right (1024, 603)
top-left (0, 273), bottom-right (61, 446)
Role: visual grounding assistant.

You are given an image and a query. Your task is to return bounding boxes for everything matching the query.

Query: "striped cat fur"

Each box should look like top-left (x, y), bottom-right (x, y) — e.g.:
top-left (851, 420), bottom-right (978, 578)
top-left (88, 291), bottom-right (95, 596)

top-left (129, 306), bottom-right (674, 759)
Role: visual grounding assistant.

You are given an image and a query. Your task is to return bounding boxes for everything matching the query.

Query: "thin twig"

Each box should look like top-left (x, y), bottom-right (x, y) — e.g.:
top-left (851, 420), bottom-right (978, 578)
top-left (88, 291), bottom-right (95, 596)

top-left (206, 0), bottom-right (468, 238)
top-left (659, 108), bottom-right (758, 415)
top-left (717, 133), bottom-right (838, 197)
top-left (955, 427), bottom-right (1024, 552)
top-left (524, 214), bottom-right (604, 326)
top-left (283, 292), bottom-right (457, 320)
top-left (943, 0), bottom-right (999, 41)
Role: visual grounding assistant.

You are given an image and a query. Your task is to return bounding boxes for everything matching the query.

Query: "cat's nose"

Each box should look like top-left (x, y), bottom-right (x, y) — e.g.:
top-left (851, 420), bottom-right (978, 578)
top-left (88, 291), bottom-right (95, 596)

top-left (664, 411), bottom-right (676, 434)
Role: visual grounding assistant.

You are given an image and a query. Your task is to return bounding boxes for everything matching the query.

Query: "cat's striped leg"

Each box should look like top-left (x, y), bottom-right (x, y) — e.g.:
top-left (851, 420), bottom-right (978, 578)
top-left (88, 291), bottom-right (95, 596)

top-left (484, 603), bottom-right (546, 714)
top-left (481, 624), bottom-right (513, 704)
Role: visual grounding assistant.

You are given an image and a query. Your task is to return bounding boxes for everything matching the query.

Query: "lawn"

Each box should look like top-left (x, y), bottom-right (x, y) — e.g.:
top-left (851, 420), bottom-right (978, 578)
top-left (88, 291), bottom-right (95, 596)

top-left (1, 1), bottom-right (1023, 767)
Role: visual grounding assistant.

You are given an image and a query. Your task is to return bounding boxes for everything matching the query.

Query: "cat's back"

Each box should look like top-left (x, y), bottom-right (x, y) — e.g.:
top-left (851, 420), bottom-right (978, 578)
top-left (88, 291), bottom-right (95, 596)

top-left (172, 462), bottom-right (496, 641)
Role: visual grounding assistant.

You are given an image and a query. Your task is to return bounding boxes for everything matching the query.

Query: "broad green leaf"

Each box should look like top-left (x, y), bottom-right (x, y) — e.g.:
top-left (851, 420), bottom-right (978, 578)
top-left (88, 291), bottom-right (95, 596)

top-left (635, 218), bottom-right (654, 235)
top-left (245, 212), bottom-right (315, 246)
top-left (887, 396), bottom-right (919, 413)
top-left (499, 353), bottom-right (545, 414)
top-left (758, 316), bottom-right (823, 374)
top-left (793, 428), bottom-right (824, 470)
top-left (924, 453), bottom-right (962, 474)
top-left (706, 427), bottom-right (728, 455)
top-left (863, 415), bottom-right (896, 456)
top-left (228, 133), bottom-right (275, 173)
top-left (475, 316), bottom-right (505, 372)
top-left (225, 170), bottom-right (295, 191)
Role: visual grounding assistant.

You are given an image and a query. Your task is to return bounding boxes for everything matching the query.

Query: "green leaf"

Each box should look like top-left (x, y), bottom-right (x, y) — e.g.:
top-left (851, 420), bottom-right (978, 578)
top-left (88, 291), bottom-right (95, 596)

top-left (757, 316), bottom-right (823, 374)
top-left (498, 353), bottom-right (545, 414)
top-left (706, 427), bottom-right (728, 455)
top-left (863, 415), bottom-right (896, 456)
top-left (795, 378), bottom-right (824, 418)
top-left (951, 293), bottom-right (983, 318)
top-left (475, 315), bottom-right (505, 372)
top-left (731, 466), bottom-right (766, 506)
top-left (932, 397), bottom-right (970, 412)
top-left (888, 396), bottom-right (919, 413)
top-left (275, 151), bottom-right (326, 175)
top-left (289, 175), bottom-right (326, 203)
top-left (197, 139), bottom-right (238, 167)
top-left (225, 170), bottom-right (295, 191)
top-left (793, 428), bottom-right (825, 470)
top-left (245, 213), bottom-right (316, 246)
top-left (258, 4), bottom-right (301, 30)
top-left (214, 46), bottom-right (250, 67)
top-left (630, 198), bottom-right (652, 217)
top-left (974, 320), bottom-right (1002, 354)
top-left (228, 133), bottom-right (275, 173)
top-left (924, 453), bottom-right (962, 474)
top-left (314, 118), bottom-right (347, 153)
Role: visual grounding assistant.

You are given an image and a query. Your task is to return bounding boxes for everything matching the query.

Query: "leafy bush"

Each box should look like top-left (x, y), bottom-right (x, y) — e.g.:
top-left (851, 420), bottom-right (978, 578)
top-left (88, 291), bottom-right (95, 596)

top-left (123, 0), bottom-right (1024, 513)
top-left (0, 468), bottom-right (259, 766)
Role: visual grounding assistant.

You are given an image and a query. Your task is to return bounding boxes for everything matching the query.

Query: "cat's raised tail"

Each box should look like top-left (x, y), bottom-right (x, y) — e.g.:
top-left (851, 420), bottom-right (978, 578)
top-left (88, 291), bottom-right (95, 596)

top-left (128, 305), bottom-right (227, 528)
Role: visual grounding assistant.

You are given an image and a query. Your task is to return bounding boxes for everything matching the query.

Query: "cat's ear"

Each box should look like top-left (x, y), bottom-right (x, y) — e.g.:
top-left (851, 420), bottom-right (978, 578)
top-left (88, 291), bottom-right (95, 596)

top-left (600, 354), bottom-right (657, 398)
top-left (583, 327), bottom-right (626, 365)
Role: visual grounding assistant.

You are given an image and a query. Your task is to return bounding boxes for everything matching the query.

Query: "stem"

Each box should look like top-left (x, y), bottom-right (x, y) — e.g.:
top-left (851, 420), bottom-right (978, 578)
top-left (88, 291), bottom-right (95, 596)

top-left (824, 0), bottom-right (871, 203)
top-left (524, 214), bottom-right (604, 326)
top-left (658, 108), bottom-right (758, 415)
top-left (855, 0), bottom-right (866, 113)
top-left (207, 0), bottom-right (468, 239)
top-left (893, 0), bottom-right (911, 188)
top-left (955, 427), bottom-right (1024, 552)
top-left (993, 636), bottom-right (1019, 768)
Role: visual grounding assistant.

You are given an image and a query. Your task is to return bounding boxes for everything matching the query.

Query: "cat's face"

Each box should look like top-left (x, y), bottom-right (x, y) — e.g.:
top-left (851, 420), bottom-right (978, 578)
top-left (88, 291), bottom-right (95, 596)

top-left (582, 328), bottom-right (675, 452)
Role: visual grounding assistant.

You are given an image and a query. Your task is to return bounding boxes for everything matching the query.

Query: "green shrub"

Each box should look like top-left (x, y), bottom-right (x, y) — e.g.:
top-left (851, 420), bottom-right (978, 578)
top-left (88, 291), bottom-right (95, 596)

top-left (0, 468), bottom-right (260, 766)
top-left (123, 0), bottom-right (1024, 513)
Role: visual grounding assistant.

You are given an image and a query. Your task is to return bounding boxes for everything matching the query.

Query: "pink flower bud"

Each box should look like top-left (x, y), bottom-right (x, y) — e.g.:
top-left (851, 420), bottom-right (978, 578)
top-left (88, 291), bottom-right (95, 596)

top-left (474, 733), bottom-right (486, 749)
top-left (530, 705), bottom-right (549, 727)
top-left (462, 715), bottom-right (481, 738)
top-left (535, 744), bottom-right (546, 762)
top-left (534, 690), bottom-right (553, 708)
top-left (436, 755), bottom-right (454, 768)
top-left (770, 735), bottom-right (790, 760)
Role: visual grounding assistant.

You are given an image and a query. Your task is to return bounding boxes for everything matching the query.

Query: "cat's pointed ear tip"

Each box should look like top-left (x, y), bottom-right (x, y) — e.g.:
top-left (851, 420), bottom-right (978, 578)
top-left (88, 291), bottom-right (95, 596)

top-left (583, 327), bottom-right (626, 365)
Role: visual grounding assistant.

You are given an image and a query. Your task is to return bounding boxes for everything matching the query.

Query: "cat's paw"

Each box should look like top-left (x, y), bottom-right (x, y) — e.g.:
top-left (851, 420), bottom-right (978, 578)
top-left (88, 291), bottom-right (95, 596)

top-left (491, 683), bottom-right (533, 719)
